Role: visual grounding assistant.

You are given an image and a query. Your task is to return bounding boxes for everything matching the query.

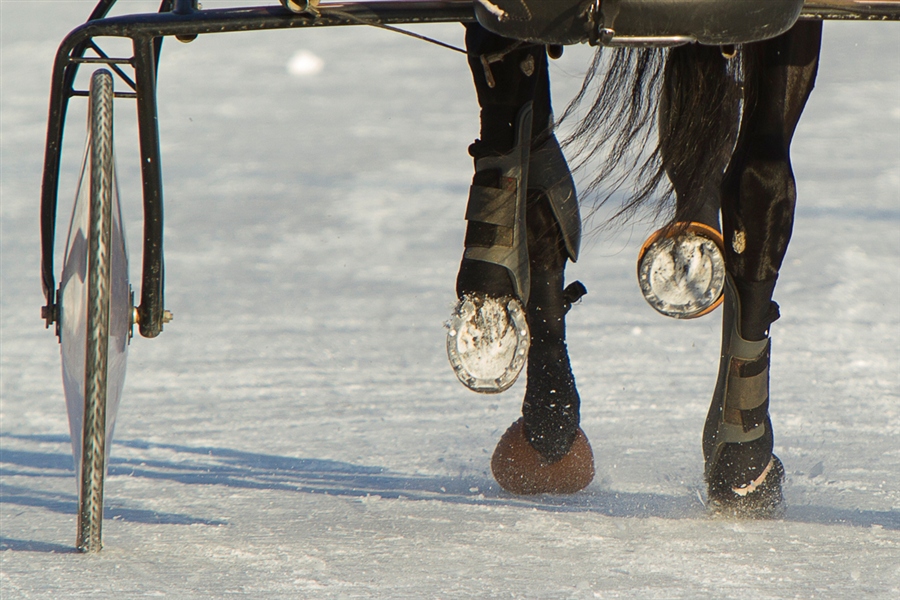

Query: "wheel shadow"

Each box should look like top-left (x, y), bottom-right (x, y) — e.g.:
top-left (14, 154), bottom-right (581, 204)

top-left (2, 432), bottom-right (897, 546)
top-left (0, 537), bottom-right (77, 554)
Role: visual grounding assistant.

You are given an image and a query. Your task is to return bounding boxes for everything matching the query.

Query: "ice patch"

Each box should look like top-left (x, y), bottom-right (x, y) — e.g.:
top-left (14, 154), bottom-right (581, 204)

top-left (808, 461), bottom-right (825, 479)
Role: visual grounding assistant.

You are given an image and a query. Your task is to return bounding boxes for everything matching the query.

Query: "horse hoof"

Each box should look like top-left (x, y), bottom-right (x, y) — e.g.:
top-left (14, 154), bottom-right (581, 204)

top-left (707, 455), bottom-right (785, 519)
top-left (637, 221), bottom-right (726, 319)
top-left (447, 294), bottom-right (529, 394)
top-left (491, 418), bottom-right (594, 495)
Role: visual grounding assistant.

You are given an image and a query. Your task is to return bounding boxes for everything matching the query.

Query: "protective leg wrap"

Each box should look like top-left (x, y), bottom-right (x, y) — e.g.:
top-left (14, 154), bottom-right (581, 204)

top-left (703, 274), bottom-right (784, 518)
top-left (462, 102), bottom-right (533, 304)
top-left (528, 128), bottom-right (581, 263)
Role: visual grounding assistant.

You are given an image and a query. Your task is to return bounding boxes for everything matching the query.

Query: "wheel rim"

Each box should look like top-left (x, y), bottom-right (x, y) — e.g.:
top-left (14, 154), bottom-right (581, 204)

top-left (58, 69), bottom-right (130, 552)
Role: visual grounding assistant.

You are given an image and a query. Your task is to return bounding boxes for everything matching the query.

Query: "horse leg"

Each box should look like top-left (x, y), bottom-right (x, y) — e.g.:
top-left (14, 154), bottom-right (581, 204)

top-left (454, 24), bottom-right (592, 493)
top-left (491, 173), bottom-right (594, 495)
top-left (447, 25), bottom-right (540, 394)
top-left (659, 44), bottom-right (739, 231)
top-left (704, 21), bottom-right (823, 517)
top-left (638, 44), bottom-right (740, 319)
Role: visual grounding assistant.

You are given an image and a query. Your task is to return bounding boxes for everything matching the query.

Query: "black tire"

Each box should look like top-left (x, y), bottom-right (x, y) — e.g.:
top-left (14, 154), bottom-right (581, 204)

top-left (76, 69), bottom-right (116, 553)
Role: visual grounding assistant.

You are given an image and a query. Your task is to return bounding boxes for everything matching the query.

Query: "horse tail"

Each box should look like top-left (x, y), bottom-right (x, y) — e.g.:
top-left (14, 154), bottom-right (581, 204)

top-left (557, 47), bottom-right (668, 225)
top-left (660, 44), bottom-right (743, 226)
top-left (558, 45), bottom-right (743, 228)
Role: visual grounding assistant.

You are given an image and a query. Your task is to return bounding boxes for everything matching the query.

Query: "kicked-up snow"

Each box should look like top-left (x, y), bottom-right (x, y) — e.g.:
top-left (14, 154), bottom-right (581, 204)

top-left (1, 1), bottom-right (898, 597)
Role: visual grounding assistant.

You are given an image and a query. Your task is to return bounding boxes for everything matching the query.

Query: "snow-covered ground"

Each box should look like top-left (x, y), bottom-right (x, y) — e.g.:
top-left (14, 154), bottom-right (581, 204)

top-left (2, 2), bottom-right (898, 597)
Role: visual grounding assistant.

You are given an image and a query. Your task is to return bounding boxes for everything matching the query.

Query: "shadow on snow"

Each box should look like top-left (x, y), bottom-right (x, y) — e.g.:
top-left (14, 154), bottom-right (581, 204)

top-left (2, 432), bottom-right (897, 552)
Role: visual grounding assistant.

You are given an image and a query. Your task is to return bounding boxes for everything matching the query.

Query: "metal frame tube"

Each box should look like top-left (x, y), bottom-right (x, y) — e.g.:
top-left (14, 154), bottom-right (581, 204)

top-left (39, 1), bottom-right (475, 337)
top-left (40, 54), bottom-right (71, 324)
top-left (133, 37), bottom-right (166, 338)
top-left (801, 0), bottom-right (900, 20)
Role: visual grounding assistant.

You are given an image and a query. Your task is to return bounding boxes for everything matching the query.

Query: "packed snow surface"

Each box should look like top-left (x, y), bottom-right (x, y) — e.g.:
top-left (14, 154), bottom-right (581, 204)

top-left (1, 2), bottom-right (898, 598)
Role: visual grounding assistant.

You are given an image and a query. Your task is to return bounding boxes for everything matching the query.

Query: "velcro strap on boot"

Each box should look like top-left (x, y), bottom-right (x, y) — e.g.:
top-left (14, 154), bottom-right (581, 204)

top-left (462, 102), bottom-right (533, 303)
top-left (465, 185), bottom-right (517, 232)
top-left (726, 343), bottom-right (769, 410)
top-left (722, 340), bottom-right (770, 443)
top-left (719, 420), bottom-right (767, 445)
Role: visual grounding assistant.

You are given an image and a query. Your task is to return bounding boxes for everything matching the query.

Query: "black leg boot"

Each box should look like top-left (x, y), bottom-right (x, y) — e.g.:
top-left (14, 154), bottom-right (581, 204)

top-left (703, 275), bottom-right (784, 517)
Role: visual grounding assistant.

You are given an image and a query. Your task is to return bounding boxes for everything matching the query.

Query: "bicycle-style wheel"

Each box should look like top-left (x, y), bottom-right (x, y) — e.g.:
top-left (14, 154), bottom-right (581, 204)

top-left (58, 69), bottom-right (131, 553)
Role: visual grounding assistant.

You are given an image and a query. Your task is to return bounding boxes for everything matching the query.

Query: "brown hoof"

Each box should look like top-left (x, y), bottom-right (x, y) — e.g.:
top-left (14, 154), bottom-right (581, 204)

top-left (491, 418), bottom-right (594, 495)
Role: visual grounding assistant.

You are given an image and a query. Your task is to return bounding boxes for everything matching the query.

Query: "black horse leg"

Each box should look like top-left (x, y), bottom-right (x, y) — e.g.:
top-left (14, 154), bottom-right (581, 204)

top-left (659, 44), bottom-right (740, 230)
top-left (520, 186), bottom-right (583, 463)
top-left (457, 24), bottom-right (591, 494)
top-left (638, 45), bottom-right (740, 319)
top-left (490, 170), bottom-right (594, 495)
top-left (447, 25), bottom-right (545, 394)
top-left (636, 45), bottom-right (740, 319)
top-left (704, 21), bottom-right (823, 516)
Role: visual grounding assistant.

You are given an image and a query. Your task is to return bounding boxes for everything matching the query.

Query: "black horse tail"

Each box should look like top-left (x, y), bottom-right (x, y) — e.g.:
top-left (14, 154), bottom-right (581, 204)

top-left (558, 44), bottom-right (743, 229)
top-left (556, 47), bottom-right (668, 225)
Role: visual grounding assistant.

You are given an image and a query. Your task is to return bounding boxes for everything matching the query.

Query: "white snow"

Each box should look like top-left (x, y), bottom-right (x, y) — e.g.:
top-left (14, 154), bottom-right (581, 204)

top-left (2, 1), bottom-right (898, 597)
top-left (287, 50), bottom-right (325, 77)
